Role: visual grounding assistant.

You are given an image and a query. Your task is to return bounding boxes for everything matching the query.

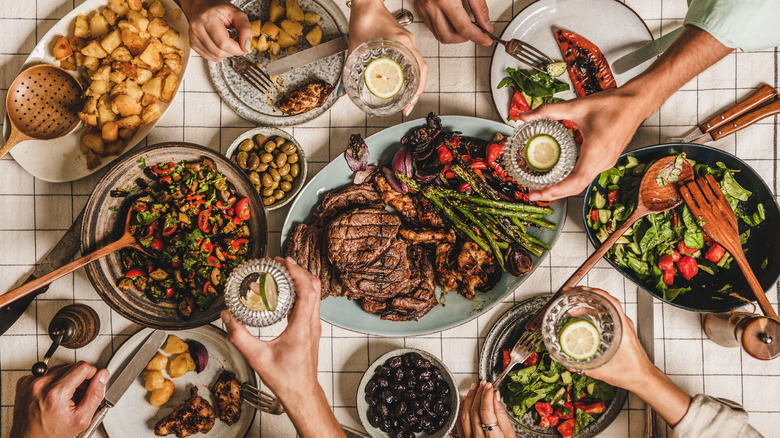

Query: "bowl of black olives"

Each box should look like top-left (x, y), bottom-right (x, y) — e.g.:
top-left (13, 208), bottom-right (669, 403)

top-left (357, 348), bottom-right (458, 438)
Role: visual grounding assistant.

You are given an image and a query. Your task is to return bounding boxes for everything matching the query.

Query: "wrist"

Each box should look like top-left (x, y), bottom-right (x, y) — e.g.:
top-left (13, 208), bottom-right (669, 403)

top-left (348, 0), bottom-right (385, 11)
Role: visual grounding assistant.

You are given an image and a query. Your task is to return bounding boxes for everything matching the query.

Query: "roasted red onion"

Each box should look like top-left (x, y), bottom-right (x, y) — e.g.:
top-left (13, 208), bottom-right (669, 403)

top-left (392, 145), bottom-right (413, 177)
top-left (186, 340), bottom-right (209, 373)
top-left (345, 134), bottom-right (370, 172)
top-left (382, 166), bottom-right (407, 193)
top-left (354, 165), bottom-right (377, 184)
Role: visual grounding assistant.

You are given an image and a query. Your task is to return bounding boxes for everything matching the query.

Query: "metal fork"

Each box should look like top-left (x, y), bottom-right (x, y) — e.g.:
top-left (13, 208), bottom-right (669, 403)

top-left (241, 382), bottom-right (285, 415)
top-left (229, 57), bottom-right (276, 94)
top-left (472, 22), bottom-right (553, 74)
top-left (492, 328), bottom-right (542, 387)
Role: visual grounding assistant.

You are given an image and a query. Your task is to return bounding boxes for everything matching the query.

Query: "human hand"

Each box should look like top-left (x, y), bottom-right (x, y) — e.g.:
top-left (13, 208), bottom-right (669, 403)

top-left (347, 0), bottom-right (429, 116)
top-left (414, 0), bottom-right (492, 45)
top-left (456, 380), bottom-right (514, 438)
top-left (180, 0), bottom-right (252, 62)
top-left (518, 86), bottom-right (654, 201)
top-left (10, 362), bottom-right (110, 438)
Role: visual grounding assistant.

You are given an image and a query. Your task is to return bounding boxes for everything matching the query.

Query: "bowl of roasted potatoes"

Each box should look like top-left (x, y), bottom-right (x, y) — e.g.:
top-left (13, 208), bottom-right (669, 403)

top-left (226, 127), bottom-right (307, 210)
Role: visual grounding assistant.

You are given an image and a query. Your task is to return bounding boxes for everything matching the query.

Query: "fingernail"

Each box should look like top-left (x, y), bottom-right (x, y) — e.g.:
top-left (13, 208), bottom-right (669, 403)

top-left (286, 256), bottom-right (297, 265)
top-left (402, 97), bottom-right (419, 117)
top-left (469, 383), bottom-right (476, 390)
top-left (221, 311), bottom-right (231, 324)
top-left (486, 382), bottom-right (492, 389)
top-left (336, 83), bottom-right (344, 96)
top-left (244, 39), bottom-right (251, 51)
top-left (99, 370), bottom-right (108, 384)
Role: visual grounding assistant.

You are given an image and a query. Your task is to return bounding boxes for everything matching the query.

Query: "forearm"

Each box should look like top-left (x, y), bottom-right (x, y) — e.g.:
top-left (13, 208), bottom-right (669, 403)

top-left (282, 385), bottom-right (345, 438)
top-left (629, 365), bottom-right (692, 427)
top-left (621, 25), bottom-right (734, 120)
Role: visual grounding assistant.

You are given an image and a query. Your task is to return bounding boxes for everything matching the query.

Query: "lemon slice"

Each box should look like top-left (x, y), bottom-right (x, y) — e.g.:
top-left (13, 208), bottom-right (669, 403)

top-left (364, 57), bottom-right (404, 99)
top-left (559, 319), bottom-right (600, 360)
top-left (241, 273), bottom-right (278, 312)
top-left (546, 62), bottom-right (567, 78)
top-left (524, 134), bottom-right (560, 172)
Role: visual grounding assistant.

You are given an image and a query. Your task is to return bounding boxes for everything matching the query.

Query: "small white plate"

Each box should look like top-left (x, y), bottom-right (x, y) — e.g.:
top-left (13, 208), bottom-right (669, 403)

top-left (490, 0), bottom-right (653, 125)
top-left (102, 325), bottom-right (256, 438)
top-left (2, 0), bottom-right (190, 182)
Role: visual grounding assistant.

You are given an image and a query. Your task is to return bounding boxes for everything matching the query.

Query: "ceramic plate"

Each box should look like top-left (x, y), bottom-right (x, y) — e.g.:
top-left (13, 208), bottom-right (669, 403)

top-left (490, 0), bottom-right (653, 125)
top-left (479, 295), bottom-right (628, 438)
top-left (82, 143), bottom-right (268, 330)
top-left (103, 326), bottom-right (256, 438)
top-left (281, 116), bottom-right (567, 336)
top-left (356, 348), bottom-right (459, 438)
top-left (2, 0), bottom-right (190, 182)
top-left (208, 0), bottom-right (348, 126)
top-left (583, 143), bottom-right (780, 313)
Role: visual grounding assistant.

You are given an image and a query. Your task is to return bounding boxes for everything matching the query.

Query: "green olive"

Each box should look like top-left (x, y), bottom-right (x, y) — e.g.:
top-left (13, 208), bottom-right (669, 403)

top-left (269, 168), bottom-right (281, 182)
top-left (287, 152), bottom-right (299, 164)
top-left (273, 190), bottom-right (285, 200)
top-left (247, 154), bottom-right (260, 170)
top-left (249, 171), bottom-right (261, 185)
top-left (269, 161), bottom-right (277, 169)
top-left (238, 139), bottom-right (255, 152)
top-left (275, 136), bottom-right (286, 146)
top-left (257, 162), bottom-right (269, 172)
top-left (290, 163), bottom-right (300, 177)
top-left (281, 142), bottom-right (296, 154)
top-left (279, 163), bottom-right (290, 176)
top-left (262, 187), bottom-right (274, 197)
top-left (261, 173), bottom-right (273, 187)
top-left (263, 196), bottom-right (275, 206)
top-left (236, 151), bottom-right (249, 169)
top-left (275, 153), bottom-right (287, 167)
top-left (263, 140), bottom-right (277, 153)
top-left (280, 181), bottom-right (292, 192)
top-left (230, 155), bottom-right (238, 165)
top-left (282, 174), bottom-right (294, 182)
top-left (253, 183), bottom-right (262, 193)
top-left (260, 153), bottom-right (274, 163)
top-left (254, 134), bottom-right (267, 147)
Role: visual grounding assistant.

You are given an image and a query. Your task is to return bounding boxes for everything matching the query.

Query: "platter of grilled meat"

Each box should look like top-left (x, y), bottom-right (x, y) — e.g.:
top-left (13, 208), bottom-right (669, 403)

top-left (282, 114), bottom-right (567, 336)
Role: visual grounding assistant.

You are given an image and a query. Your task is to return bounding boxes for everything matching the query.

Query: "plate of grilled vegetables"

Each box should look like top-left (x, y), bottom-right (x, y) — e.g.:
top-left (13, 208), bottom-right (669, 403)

top-left (103, 325), bottom-right (257, 438)
top-left (281, 114), bottom-right (567, 336)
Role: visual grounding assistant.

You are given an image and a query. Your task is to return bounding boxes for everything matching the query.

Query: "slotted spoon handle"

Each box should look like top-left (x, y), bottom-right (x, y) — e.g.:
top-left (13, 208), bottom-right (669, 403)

top-left (727, 244), bottom-right (779, 321)
top-left (0, 128), bottom-right (31, 160)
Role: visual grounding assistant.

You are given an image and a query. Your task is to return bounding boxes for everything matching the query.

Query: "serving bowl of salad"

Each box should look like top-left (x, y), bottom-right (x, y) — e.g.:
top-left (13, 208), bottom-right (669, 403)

top-left (583, 143), bottom-right (780, 313)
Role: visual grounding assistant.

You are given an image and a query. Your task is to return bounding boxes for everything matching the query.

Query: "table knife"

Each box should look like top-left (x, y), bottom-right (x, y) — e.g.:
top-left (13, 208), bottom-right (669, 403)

top-left (0, 208), bottom-right (84, 336)
top-left (77, 329), bottom-right (167, 438)
top-left (265, 9), bottom-right (414, 76)
top-left (671, 84), bottom-right (779, 144)
top-left (611, 27), bottom-right (682, 75)
top-left (636, 288), bottom-right (657, 438)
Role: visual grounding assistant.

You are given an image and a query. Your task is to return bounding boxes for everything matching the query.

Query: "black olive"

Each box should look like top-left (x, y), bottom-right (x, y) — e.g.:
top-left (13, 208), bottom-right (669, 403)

top-left (368, 413), bottom-right (381, 428)
top-left (365, 394), bottom-right (377, 406)
top-left (391, 382), bottom-right (406, 395)
top-left (377, 377), bottom-right (389, 388)
top-left (381, 390), bottom-right (395, 404)
top-left (387, 356), bottom-right (403, 369)
top-left (391, 418), bottom-right (400, 429)
top-left (419, 416), bottom-right (433, 431)
top-left (402, 430), bottom-right (415, 438)
top-left (434, 380), bottom-right (450, 396)
top-left (403, 390), bottom-right (418, 402)
top-left (377, 365), bottom-right (391, 377)
top-left (417, 369), bottom-right (432, 381)
top-left (391, 367), bottom-right (405, 382)
top-left (366, 380), bottom-right (379, 396)
top-left (441, 406), bottom-right (451, 419)
top-left (436, 415), bottom-right (448, 428)
top-left (393, 401), bottom-right (408, 417)
top-left (412, 421), bottom-right (424, 433)
top-left (417, 380), bottom-right (435, 394)
top-left (430, 366), bottom-right (441, 379)
top-left (389, 430), bottom-right (405, 438)
top-left (376, 403), bottom-right (390, 418)
top-left (380, 419), bottom-right (393, 432)
top-left (402, 413), bottom-right (418, 426)
top-left (408, 400), bottom-right (421, 412)
top-left (432, 399), bottom-right (446, 415)
top-left (421, 399), bottom-right (431, 411)
top-left (404, 376), bottom-right (417, 389)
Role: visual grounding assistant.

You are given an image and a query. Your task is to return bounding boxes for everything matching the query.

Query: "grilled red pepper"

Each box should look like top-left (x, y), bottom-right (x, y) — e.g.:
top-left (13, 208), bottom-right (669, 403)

top-left (523, 352), bottom-right (539, 367)
top-left (437, 145), bottom-right (453, 165)
top-left (705, 243), bottom-right (726, 263)
top-left (502, 348), bottom-right (511, 370)
top-left (557, 419), bottom-right (576, 438)
top-left (508, 89), bottom-right (531, 121)
top-left (555, 29), bottom-right (616, 97)
top-left (458, 182), bottom-right (472, 194)
top-left (470, 159), bottom-right (488, 171)
top-left (678, 256), bottom-right (699, 280)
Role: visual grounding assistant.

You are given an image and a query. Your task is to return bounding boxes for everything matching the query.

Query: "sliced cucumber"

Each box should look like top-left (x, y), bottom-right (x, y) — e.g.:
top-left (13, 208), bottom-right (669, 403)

top-left (624, 156), bottom-right (639, 169)
top-left (598, 209), bottom-right (611, 224)
top-left (627, 242), bottom-right (641, 255)
top-left (593, 192), bottom-right (606, 209)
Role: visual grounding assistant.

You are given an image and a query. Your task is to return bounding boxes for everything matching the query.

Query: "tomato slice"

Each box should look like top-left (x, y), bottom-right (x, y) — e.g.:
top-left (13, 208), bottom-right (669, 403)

top-left (557, 418), bottom-right (576, 438)
top-left (200, 240), bottom-right (213, 255)
top-left (508, 89), bottom-right (530, 121)
top-left (161, 222), bottom-right (177, 236)
top-left (555, 29), bottom-right (616, 97)
top-left (230, 238), bottom-right (249, 253)
top-left (535, 402), bottom-right (554, 418)
top-left (501, 348), bottom-right (511, 370)
top-left (522, 352), bottom-right (539, 367)
top-left (165, 287), bottom-right (176, 298)
top-left (125, 268), bottom-right (146, 278)
top-left (150, 238), bottom-right (164, 251)
top-left (236, 198), bottom-right (250, 221)
top-left (206, 256), bottom-right (221, 268)
top-left (198, 210), bottom-right (212, 233)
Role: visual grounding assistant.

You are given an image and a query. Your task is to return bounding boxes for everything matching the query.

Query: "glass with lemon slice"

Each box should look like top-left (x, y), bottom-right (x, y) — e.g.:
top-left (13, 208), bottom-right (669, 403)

top-left (343, 39), bottom-right (420, 117)
top-left (541, 287), bottom-right (622, 370)
top-left (225, 258), bottom-right (295, 327)
top-left (505, 119), bottom-right (578, 190)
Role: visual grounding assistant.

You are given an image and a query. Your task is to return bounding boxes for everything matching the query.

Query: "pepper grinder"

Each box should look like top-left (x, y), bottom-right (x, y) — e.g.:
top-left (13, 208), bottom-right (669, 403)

top-left (32, 304), bottom-right (100, 376)
top-left (704, 312), bottom-right (780, 361)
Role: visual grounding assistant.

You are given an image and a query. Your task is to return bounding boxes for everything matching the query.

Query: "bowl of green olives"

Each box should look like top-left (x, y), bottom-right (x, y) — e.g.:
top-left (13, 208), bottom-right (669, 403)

top-left (226, 127), bottom-right (307, 210)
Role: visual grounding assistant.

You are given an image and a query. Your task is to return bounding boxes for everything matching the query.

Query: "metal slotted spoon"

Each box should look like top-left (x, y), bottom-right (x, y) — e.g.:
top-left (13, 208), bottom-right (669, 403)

top-left (1, 64), bottom-right (84, 160)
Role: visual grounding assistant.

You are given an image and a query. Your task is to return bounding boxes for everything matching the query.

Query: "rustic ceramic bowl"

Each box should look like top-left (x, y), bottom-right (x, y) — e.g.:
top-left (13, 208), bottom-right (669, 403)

top-left (82, 142), bottom-right (268, 330)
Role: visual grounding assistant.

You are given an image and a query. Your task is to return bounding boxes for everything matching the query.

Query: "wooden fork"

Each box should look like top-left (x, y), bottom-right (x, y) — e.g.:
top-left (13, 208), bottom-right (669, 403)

top-left (680, 174), bottom-right (779, 320)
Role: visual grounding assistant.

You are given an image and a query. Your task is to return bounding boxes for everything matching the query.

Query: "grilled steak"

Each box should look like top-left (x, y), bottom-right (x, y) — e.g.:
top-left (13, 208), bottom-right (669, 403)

top-left (340, 238), bottom-right (410, 299)
top-left (326, 208), bottom-right (402, 272)
top-left (211, 370), bottom-right (242, 426)
top-left (277, 80), bottom-right (334, 115)
top-left (381, 245), bottom-right (437, 321)
top-left (313, 182), bottom-right (382, 225)
top-left (154, 387), bottom-right (215, 438)
top-left (304, 224), bottom-right (322, 279)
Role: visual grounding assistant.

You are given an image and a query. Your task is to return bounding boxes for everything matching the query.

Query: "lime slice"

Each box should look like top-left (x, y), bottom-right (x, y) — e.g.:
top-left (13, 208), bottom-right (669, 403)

top-left (524, 134), bottom-right (560, 172)
top-left (364, 57), bottom-right (404, 99)
top-left (559, 319), bottom-right (600, 360)
top-left (242, 273), bottom-right (278, 312)
top-left (546, 62), bottom-right (567, 77)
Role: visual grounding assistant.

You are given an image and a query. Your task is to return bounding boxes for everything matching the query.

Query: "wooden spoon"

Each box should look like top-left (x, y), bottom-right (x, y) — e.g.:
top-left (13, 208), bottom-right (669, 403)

top-left (526, 155), bottom-right (695, 331)
top-left (0, 210), bottom-right (149, 308)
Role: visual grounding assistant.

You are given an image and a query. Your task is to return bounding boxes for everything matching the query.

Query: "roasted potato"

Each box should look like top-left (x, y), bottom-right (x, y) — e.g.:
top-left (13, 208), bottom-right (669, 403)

top-left (161, 28), bottom-right (180, 46)
top-left (280, 19), bottom-right (303, 38)
top-left (149, 0), bottom-right (165, 18)
top-left (82, 132), bottom-right (105, 154)
top-left (168, 352), bottom-right (195, 378)
top-left (60, 56), bottom-right (77, 71)
top-left (139, 42), bottom-right (163, 70)
top-left (53, 36), bottom-right (73, 60)
top-left (305, 25), bottom-right (322, 46)
top-left (148, 18), bottom-right (170, 38)
top-left (107, 0), bottom-right (129, 16)
top-left (127, 10), bottom-right (149, 33)
top-left (286, 0), bottom-right (304, 22)
top-left (160, 74), bottom-right (179, 102)
top-left (141, 76), bottom-right (162, 98)
top-left (127, 0), bottom-right (143, 12)
top-left (117, 114), bottom-right (143, 129)
top-left (135, 67), bottom-right (153, 84)
top-left (268, 0), bottom-right (285, 23)
top-left (162, 335), bottom-right (188, 354)
top-left (144, 370), bottom-right (165, 391)
top-left (149, 379), bottom-right (175, 407)
top-left (163, 53), bottom-right (182, 74)
top-left (277, 29), bottom-right (298, 49)
top-left (101, 28), bottom-right (122, 53)
top-left (146, 352), bottom-right (168, 371)
top-left (102, 7), bottom-right (118, 25)
top-left (88, 79), bottom-right (111, 95)
top-left (110, 45), bottom-right (132, 61)
top-left (101, 122), bottom-right (119, 141)
top-left (251, 20), bottom-right (263, 37)
top-left (81, 40), bottom-right (108, 58)
top-left (74, 14), bottom-right (90, 39)
top-left (85, 151), bottom-right (101, 169)
top-left (303, 12), bottom-right (320, 26)
top-left (261, 22), bottom-right (280, 40)
top-left (141, 102), bottom-right (161, 124)
top-left (121, 28), bottom-right (148, 55)
top-left (90, 13), bottom-right (110, 38)
top-left (252, 34), bottom-right (269, 52)
top-left (104, 139), bottom-right (127, 155)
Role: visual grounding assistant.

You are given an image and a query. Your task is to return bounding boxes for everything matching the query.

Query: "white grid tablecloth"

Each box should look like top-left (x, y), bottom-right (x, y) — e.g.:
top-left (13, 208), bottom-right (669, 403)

top-left (1, 0), bottom-right (779, 436)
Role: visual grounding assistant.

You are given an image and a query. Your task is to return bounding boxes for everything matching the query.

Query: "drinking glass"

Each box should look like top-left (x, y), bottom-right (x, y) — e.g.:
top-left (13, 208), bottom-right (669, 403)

top-left (343, 38), bottom-right (419, 117)
top-left (224, 258), bottom-right (295, 327)
top-left (541, 286), bottom-right (622, 370)
top-left (505, 119), bottom-right (578, 190)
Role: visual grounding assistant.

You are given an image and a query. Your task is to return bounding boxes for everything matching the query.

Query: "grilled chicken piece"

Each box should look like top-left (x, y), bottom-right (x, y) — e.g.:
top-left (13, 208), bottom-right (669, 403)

top-left (211, 370), bottom-right (242, 426)
top-left (435, 241), bottom-right (496, 299)
top-left (399, 227), bottom-right (456, 244)
top-left (277, 80), bottom-right (334, 115)
top-left (415, 196), bottom-right (446, 228)
top-left (154, 387), bottom-right (215, 438)
top-left (374, 175), bottom-right (418, 220)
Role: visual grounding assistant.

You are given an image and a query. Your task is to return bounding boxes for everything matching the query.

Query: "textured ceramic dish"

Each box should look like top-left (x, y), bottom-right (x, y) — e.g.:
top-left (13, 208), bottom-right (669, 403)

top-left (1, 0), bottom-right (190, 182)
top-left (103, 326), bottom-right (257, 438)
top-left (489, 0), bottom-right (652, 126)
top-left (225, 127), bottom-right (308, 210)
top-left (583, 143), bottom-right (780, 313)
top-left (82, 143), bottom-right (268, 330)
top-left (208, 0), bottom-right (348, 126)
top-left (479, 295), bottom-right (628, 438)
top-left (281, 116), bottom-right (567, 336)
top-left (357, 348), bottom-right (459, 438)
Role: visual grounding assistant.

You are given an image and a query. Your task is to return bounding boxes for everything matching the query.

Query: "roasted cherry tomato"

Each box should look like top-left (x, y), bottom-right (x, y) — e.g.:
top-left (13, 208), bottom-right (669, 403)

top-left (236, 198), bottom-right (250, 221)
top-left (150, 238), bottom-right (164, 251)
top-left (437, 146), bottom-right (453, 165)
top-left (152, 162), bottom-right (173, 175)
top-left (206, 256), bottom-right (221, 268)
top-left (161, 222), bottom-right (177, 236)
top-left (198, 210), bottom-right (212, 233)
top-left (216, 198), bottom-right (236, 210)
top-left (200, 240), bottom-right (213, 255)
top-left (165, 287), bottom-right (176, 298)
top-left (125, 268), bottom-right (146, 278)
top-left (230, 238), bottom-right (249, 253)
